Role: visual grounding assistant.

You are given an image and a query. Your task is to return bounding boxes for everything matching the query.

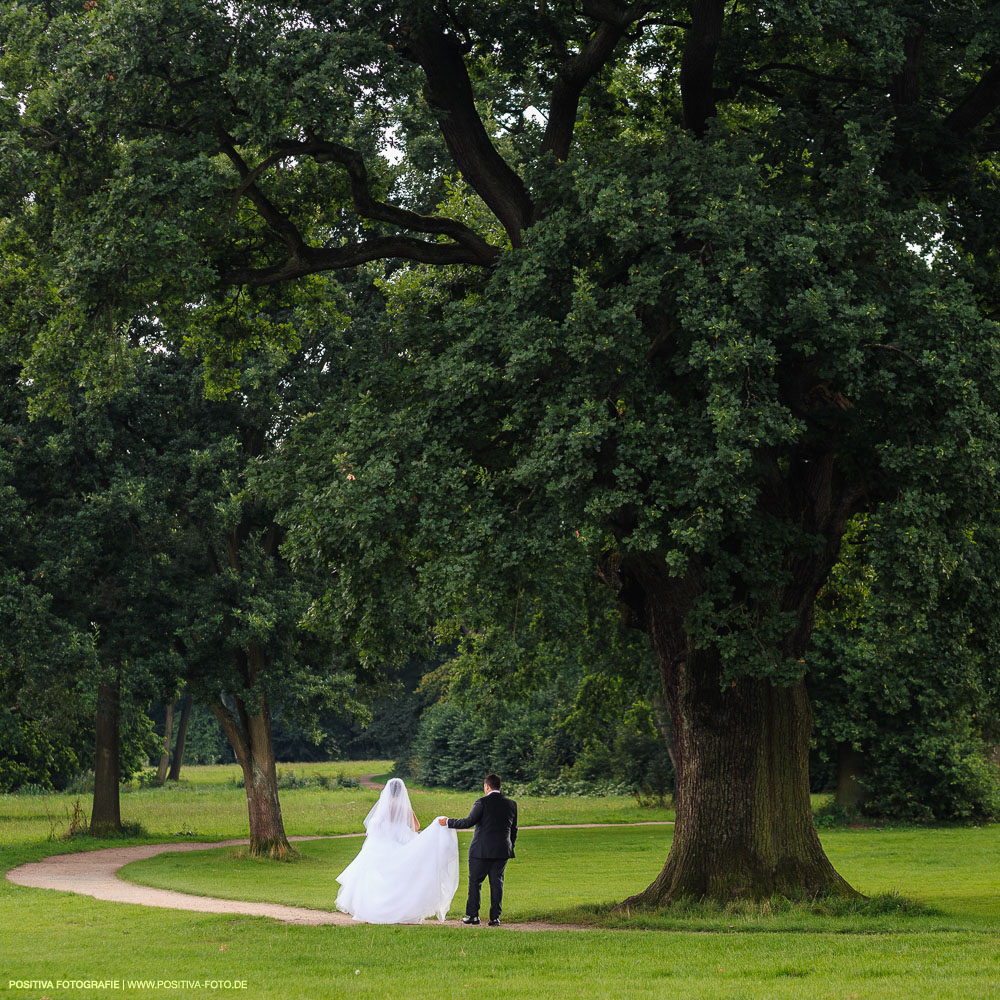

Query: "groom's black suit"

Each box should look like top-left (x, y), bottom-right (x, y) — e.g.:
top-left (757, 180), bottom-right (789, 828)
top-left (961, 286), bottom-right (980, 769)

top-left (447, 791), bottom-right (517, 922)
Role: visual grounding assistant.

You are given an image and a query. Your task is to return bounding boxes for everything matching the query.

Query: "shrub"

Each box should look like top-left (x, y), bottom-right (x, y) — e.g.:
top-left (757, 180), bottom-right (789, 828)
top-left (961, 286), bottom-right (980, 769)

top-left (505, 776), bottom-right (633, 798)
top-left (0, 708), bottom-right (82, 792)
top-left (230, 768), bottom-right (360, 790)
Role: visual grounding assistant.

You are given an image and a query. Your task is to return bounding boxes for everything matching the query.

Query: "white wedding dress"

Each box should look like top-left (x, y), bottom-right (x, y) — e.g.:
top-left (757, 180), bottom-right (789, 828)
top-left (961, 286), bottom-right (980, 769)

top-left (336, 778), bottom-right (459, 924)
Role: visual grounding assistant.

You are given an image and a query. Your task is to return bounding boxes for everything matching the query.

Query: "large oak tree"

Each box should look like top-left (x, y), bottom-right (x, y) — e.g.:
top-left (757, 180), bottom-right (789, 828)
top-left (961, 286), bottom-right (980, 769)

top-left (4, 1), bottom-right (1000, 901)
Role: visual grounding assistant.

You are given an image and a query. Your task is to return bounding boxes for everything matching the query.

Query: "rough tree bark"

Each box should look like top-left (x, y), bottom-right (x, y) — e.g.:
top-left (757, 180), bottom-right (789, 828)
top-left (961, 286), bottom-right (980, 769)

top-left (625, 649), bottom-right (856, 904)
top-left (91, 678), bottom-right (122, 836)
top-left (156, 699), bottom-right (175, 785)
top-left (211, 648), bottom-right (293, 859)
top-left (167, 688), bottom-right (193, 782)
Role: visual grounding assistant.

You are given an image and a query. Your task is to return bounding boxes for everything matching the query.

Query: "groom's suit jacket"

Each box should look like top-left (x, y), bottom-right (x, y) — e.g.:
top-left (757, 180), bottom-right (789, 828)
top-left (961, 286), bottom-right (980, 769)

top-left (447, 791), bottom-right (518, 859)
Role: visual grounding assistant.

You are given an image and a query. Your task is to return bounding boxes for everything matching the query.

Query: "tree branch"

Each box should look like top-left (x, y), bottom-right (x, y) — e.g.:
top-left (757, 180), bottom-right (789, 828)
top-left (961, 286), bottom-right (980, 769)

top-left (401, 22), bottom-right (533, 245)
top-left (222, 236), bottom-right (493, 287)
top-left (219, 134), bottom-right (306, 257)
top-left (680, 0), bottom-right (726, 137)
top-left (542, 1), bottom-right (651, 161)
top-left (210, 701), bottom-right (248, 767)
top-left (233, 139), bottom-right (500, 264)
top-left (889, 29), bottom-right (924, 106)
top-left (218, 134), bottom-right (502, 287)
top-left (945, 59), bottom-right (1000, 135)
top-left (751, 62), bottom-right (863, 88)
top-left (636, 17), bottom-right (692, 30)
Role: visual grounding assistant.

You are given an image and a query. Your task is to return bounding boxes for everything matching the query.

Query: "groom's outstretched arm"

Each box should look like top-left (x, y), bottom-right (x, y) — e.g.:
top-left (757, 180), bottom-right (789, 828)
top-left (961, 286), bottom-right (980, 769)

top-left (446, 798), bottom-right (484, 829)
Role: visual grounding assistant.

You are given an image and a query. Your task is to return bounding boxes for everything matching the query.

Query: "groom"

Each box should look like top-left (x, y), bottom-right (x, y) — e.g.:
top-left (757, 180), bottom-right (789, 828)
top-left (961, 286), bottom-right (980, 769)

top-left (438, 772), bottom-right (517, 926)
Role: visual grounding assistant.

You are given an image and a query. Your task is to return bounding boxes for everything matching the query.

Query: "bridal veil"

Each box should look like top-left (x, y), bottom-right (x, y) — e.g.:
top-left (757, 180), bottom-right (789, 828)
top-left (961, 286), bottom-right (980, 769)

top-left (336, 778), bottom-right (459, 923)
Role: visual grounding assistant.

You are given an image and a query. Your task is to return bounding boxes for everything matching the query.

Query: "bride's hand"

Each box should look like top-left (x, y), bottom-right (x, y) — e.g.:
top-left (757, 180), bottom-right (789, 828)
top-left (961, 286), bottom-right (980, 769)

top-left (412, 809), bottom-right (420, 831)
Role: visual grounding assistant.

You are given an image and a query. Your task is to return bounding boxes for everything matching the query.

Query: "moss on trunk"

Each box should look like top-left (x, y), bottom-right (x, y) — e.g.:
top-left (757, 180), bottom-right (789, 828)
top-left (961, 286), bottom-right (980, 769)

top-left (623, 652), bottom-right (858, 906)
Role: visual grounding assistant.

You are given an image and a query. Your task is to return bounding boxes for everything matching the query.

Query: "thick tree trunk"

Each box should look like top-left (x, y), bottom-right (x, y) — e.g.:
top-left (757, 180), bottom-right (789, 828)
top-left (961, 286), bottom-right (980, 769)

top-left (167, 689), bottom-right (193, 782)
top-left (91, 679), bottom-right (122, 837)
top-left (626, 657), bottom-right (856, 904)
top-left (617, 561), bottom-right (859, 906)
top-left (211, 687), bottom-right (293, 859)
top-left (156, 700), bottom-right (175, 785)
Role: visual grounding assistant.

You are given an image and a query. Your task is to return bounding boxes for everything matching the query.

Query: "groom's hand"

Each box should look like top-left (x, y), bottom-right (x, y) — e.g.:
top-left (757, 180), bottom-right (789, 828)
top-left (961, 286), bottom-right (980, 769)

top-left (437, 817), bottom-right (448, 826)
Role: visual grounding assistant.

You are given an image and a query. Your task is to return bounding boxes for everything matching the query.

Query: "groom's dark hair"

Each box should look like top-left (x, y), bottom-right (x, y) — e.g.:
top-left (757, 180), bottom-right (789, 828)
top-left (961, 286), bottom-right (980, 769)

top-left (484, 773), bottom-right (501, 790)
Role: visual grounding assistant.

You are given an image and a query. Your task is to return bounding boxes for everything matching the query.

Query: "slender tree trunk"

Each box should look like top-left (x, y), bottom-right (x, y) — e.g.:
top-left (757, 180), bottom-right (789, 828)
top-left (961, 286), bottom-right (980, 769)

top-left (834, 742), bottom-right (865, 811)
top-left (91, 678), bottom-right (122, 837)
top-left (167, 689), bottom-right (193, 782)
top-left (211, 685), bottom-right (293, 859)
top-left (156, 700), bottom-right (175, 785)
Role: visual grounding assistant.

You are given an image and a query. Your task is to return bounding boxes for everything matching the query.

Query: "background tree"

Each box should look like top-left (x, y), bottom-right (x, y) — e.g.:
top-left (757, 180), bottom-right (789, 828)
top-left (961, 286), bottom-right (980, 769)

top-left (393, 544), bottom-right (673, 797)
top-left (0, 222), bottom-right (365, 848)
top-left (19, 363), bottom-right (186, 832)
top-left (3, 0), bottom-right (1000, 901)
top-left (167, 687), bottom-right (194, 782)
top-left (0, 351), bottom-right (175, 824)
top-left (0, 426), bottom-right (95, 792)
top-left (809, 513), bottom-right (1000, 820)
top-left (148, 301), bottom-right (371, 856)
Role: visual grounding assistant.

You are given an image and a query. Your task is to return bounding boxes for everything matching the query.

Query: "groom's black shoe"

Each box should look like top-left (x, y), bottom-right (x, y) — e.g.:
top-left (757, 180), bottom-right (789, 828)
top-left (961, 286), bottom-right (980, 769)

top-left (462, 916), bottom-right (480, 925)
top-left (488, 919), bottom-right (500, 927)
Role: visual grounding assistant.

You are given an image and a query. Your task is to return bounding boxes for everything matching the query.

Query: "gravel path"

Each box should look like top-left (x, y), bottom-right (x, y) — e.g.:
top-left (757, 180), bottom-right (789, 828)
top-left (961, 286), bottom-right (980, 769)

top-left (5, 822), bottom-right (673, 931)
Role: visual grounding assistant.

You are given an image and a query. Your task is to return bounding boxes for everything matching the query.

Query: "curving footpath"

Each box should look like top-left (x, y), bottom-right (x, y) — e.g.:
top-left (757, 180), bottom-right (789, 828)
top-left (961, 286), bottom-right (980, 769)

top-left (5, 822), bottom-right (673, 931)
top-left (6, 835), bottom-right (361, 927)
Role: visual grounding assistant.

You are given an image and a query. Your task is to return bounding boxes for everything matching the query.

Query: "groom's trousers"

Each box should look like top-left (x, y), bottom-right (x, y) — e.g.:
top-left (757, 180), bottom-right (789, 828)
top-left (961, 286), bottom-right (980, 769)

top-left (466, 857), bottom-right (508, 922)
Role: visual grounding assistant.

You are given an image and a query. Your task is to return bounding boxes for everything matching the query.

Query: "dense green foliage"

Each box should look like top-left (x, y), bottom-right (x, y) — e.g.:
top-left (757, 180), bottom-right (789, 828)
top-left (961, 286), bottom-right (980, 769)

top-left (809, 514), bottom-right (1000, 820)
top-left (0, 358), bottom-right (186, 792)
top-left (400, 692), bottom-right (671, 797)
top-left (0, 332), bottom-right (365, 792)
top-left (5, 2), bottom-right (999, 674)
top-left (398, 602), bottom-right (672, 796)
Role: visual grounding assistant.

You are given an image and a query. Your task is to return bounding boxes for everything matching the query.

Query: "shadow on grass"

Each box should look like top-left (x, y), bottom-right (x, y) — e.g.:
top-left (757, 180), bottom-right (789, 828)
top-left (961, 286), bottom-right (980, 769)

top-left (535, 891), bottom-right (940, 932)
top-left (231, 845), bottom-right (301, 863)
top-left (59, 820), bottom-right (149, 841)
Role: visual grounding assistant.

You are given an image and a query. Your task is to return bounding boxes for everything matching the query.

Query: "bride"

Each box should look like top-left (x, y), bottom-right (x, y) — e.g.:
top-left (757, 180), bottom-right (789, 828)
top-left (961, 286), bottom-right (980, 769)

top-left (335, 777), bottom-right (459, 923)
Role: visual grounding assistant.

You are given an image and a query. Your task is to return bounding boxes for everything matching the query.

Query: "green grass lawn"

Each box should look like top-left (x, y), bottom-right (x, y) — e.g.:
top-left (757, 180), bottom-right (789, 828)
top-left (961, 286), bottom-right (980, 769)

top-left (3, 764), bottom-right (1000, 1000)
top-left (158, 760), bottom-right (396, 786)
top-left (0, 772), bottom-right (675, 853)
top-left (120, 824), bottom-right (1000, 934)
